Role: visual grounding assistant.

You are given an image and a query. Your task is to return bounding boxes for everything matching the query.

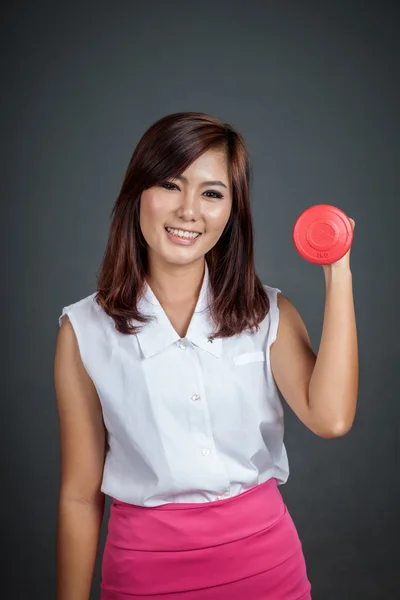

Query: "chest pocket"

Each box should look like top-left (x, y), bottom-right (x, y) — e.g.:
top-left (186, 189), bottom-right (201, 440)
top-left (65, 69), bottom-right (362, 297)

top-left (233, 351), bottom-right (265, 366)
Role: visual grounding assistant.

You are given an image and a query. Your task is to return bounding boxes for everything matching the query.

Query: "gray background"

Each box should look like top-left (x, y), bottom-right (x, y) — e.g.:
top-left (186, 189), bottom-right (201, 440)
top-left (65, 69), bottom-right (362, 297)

top-left (2, 1), bottom-right (399, 598)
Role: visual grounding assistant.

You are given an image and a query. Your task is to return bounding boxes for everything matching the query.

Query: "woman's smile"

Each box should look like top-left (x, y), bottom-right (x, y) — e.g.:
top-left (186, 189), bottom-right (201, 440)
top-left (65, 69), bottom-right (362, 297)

top-left (165, 226), bottom-right (202, 245)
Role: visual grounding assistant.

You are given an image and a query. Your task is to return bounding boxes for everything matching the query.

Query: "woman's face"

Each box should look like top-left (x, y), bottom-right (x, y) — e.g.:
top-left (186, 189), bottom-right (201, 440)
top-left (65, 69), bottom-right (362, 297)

top-left (140, 148), bottom-right (232, 269)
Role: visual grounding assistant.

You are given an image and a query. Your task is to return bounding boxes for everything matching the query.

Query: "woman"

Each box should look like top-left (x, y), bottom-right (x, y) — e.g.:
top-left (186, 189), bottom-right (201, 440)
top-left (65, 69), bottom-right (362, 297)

top-left (54, 112), bottom-right (358, 599)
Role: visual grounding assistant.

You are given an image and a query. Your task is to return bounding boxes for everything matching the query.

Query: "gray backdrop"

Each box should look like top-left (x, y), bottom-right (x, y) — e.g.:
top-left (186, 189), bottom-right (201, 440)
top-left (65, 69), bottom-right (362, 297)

top-left (2, 1), bottom-right (399, 598)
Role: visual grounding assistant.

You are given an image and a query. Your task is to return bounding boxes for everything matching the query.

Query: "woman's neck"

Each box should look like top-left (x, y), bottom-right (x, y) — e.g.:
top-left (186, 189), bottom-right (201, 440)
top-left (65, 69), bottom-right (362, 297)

top-left (146, 258), bottom-right (206, 307)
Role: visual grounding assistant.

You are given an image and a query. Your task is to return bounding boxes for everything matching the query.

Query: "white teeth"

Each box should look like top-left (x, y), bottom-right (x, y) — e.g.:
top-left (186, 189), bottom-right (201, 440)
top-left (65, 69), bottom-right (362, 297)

top-left (166, 227), bottom-right (200, 239)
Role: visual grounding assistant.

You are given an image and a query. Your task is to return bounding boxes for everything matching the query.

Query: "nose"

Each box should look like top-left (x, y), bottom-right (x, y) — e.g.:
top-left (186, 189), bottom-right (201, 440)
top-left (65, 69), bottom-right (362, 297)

top-left (175, 189), bottom-right (201, 222)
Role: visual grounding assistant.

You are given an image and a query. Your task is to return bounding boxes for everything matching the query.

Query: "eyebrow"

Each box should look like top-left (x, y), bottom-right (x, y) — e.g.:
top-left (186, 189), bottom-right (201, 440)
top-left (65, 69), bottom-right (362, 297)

top-left (176, 175), bottom-right (227, 189)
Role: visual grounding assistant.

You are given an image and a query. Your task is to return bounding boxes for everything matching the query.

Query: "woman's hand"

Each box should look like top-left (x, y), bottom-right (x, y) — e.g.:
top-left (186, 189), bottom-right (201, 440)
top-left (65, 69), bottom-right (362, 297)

top-left (322, 217), bottom-right (355, 275)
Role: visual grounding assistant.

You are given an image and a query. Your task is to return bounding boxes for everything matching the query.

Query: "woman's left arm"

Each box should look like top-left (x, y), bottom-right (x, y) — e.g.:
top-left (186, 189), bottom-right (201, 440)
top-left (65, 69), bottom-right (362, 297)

top-left (270, 220), bottom-right (358, 438)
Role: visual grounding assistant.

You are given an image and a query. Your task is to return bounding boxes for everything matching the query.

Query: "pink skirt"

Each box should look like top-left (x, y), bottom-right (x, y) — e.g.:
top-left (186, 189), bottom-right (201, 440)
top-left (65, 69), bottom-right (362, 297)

top-left (100, 478), bottom-right (311, 599)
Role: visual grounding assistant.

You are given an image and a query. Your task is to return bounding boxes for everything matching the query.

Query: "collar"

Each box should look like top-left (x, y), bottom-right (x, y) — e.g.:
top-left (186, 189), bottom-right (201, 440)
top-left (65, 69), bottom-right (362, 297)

top-left (135, 263), bottom-right (222, 359)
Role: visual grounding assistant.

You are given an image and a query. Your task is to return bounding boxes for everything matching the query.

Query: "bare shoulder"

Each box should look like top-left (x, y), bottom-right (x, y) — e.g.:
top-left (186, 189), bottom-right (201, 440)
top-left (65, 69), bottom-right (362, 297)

top-left (55, 316), bottom-right (98, 398)
top-left (56, 315), bottom-right (80, 362)
top-left (272, 291), bottom-right (315, 357)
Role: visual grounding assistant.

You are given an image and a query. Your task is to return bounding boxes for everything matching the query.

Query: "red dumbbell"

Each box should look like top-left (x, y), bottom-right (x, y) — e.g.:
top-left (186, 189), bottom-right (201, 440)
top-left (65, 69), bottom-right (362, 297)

top-left (292, 204), bottom-right (353, 265)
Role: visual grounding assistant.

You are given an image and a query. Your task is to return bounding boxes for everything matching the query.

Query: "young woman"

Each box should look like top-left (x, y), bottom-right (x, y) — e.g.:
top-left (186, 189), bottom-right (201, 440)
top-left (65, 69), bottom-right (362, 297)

top-left (54, 112), bottom-right (358, 599)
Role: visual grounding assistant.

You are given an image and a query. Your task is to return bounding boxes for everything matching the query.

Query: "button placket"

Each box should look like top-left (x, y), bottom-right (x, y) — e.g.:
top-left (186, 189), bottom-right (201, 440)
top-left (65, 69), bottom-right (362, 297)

top-left (186, 343), bottom-right (230, 491)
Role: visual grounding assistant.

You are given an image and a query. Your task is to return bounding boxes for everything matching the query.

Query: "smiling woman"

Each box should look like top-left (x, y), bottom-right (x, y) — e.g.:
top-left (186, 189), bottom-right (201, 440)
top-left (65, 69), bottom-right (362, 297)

top-left (53, 111), bottom-right (357, 600)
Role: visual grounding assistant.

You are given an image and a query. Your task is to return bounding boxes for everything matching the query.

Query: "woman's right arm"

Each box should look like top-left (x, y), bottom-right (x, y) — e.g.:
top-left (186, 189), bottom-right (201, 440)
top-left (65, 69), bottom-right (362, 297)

top-left (54, 316), bottom-right (107, 600)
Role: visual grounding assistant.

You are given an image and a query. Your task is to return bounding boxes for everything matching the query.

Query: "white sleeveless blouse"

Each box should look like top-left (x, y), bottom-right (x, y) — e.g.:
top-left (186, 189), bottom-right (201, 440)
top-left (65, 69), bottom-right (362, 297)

top-left (58, 266), bottom-right (288, 506)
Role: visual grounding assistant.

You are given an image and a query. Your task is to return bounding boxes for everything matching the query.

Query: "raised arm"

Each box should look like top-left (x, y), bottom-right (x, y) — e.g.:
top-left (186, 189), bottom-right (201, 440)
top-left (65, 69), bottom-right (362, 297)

top-left (270, 224), bottom-right (358, 438)
top-left (54, 317), bottom-right (107, 600)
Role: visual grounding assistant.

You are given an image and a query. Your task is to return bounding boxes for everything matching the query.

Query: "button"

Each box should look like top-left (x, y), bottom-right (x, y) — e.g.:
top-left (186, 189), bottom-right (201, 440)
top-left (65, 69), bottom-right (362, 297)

top-left (201, 448), bottom-right (211, 456)
top-left (177, 339), bottom-right (187, 349)
top-left (191, 394), bottom-right (201, 402)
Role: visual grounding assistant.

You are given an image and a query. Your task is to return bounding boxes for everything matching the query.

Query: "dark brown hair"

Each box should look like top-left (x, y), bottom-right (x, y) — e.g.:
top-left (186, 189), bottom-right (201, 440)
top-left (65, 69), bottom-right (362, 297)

top-left (95, 111), bottom-right (269, 339)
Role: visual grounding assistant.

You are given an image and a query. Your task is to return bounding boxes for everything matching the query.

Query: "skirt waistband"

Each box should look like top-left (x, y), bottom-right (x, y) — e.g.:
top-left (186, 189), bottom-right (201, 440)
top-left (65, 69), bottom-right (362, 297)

top-left (108, 477), bottom-right (285, 552)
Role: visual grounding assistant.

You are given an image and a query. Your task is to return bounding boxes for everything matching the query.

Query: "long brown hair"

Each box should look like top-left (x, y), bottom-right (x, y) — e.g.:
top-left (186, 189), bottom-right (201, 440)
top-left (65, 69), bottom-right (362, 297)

top-left (95, 112), bottom-right (269, 339)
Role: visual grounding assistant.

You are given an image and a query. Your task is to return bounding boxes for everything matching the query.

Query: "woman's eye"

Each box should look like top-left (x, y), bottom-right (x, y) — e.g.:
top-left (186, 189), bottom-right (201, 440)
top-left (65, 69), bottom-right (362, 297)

top-left (161, 182), bottom-right (178, 190)
top-left (160, 183), bottom-right (223, 199)
top-left (204, 190), bottom-right (223, 199)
